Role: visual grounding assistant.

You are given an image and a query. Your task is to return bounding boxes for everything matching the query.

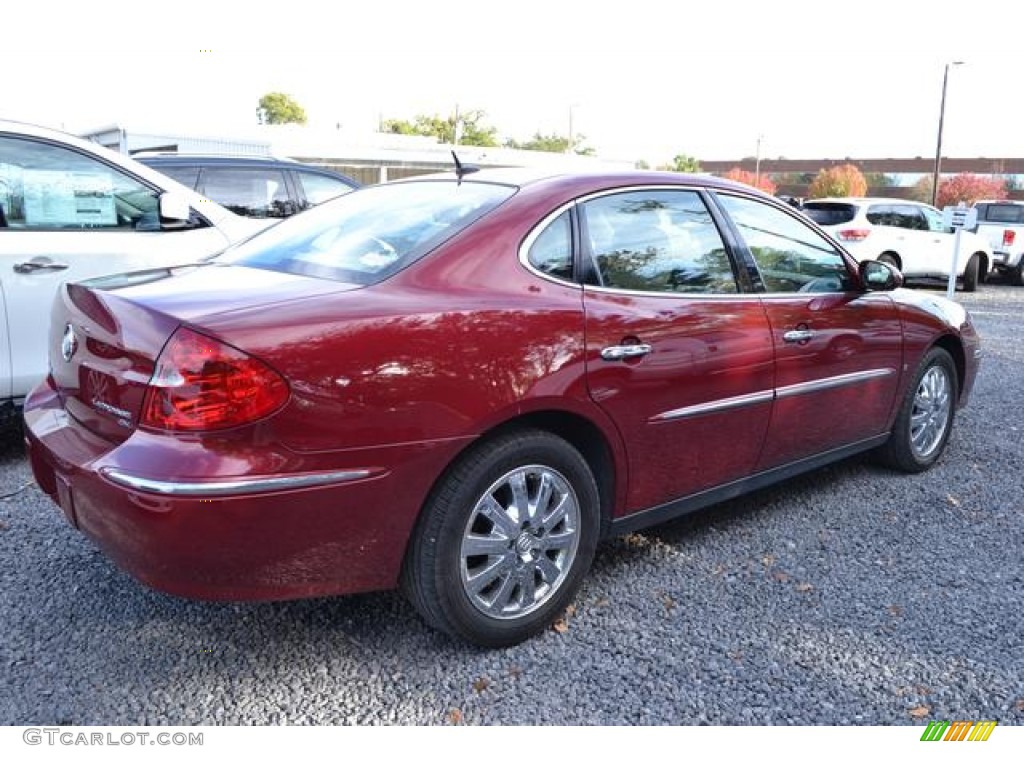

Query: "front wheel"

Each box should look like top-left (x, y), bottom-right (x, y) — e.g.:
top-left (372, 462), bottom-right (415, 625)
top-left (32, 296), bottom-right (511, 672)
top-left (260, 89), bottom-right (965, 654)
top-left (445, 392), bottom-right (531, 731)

top-left (1011, 259), bottom-right (1024, 287)
top-left (878, 347), bottom-right (957, 473)
top-left (401, 431), bottom-right (600, 647)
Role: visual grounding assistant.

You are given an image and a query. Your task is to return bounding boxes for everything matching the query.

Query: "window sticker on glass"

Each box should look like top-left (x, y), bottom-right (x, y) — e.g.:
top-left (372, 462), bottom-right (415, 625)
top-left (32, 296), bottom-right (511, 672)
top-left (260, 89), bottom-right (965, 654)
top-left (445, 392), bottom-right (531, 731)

top-left (23, 170), bottom-right (116, 227)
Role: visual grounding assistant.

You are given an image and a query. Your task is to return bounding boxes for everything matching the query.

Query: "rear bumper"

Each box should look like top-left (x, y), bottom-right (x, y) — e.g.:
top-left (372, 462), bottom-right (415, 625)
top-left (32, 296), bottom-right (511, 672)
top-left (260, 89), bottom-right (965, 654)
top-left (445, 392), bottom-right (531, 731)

top-left (23, 377), bottom-right (467, 601)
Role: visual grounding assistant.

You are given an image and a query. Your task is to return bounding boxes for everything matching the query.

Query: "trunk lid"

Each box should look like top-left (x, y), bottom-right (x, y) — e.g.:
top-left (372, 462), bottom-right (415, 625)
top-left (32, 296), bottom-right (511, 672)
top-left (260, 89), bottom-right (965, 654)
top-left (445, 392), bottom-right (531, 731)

top-left (49, 263), bottom-right (356, 442)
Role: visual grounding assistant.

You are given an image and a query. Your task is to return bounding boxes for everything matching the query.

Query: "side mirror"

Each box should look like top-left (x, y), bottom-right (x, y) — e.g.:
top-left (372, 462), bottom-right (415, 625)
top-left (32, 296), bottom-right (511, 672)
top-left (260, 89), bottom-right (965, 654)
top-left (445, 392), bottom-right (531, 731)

top-left (158, 192), bottom-right (192, 229)
top-left (860, 260), bottom-right (903, 291)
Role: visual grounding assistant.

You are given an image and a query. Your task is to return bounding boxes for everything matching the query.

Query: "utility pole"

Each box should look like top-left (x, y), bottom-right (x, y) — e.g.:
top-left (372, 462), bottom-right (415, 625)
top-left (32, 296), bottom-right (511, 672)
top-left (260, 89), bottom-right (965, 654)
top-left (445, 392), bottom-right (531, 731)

top-left (931, 61), bottom-right (964, 207)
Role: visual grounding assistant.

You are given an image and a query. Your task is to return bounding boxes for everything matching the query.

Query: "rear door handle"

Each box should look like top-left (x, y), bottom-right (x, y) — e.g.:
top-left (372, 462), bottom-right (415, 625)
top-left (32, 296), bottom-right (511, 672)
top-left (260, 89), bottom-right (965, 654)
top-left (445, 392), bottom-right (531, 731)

top-left (601, 343), bottom-right (652, 361)
top-left (14, 257), bottom-right (70, 274)
top-left (783, 329), bottom-right (815, 343)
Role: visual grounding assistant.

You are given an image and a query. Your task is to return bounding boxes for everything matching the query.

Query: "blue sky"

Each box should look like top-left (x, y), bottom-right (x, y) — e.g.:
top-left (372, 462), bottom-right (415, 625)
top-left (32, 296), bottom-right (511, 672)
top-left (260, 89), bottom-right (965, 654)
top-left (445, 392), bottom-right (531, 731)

top-left (7, 1), bottom-right (1022, 164)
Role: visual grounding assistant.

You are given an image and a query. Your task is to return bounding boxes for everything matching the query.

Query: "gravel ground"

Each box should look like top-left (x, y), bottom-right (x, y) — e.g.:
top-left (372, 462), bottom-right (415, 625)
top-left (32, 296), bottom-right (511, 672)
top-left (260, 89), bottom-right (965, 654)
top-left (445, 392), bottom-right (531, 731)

top-left (1, 283), bottom-right (1022, 726)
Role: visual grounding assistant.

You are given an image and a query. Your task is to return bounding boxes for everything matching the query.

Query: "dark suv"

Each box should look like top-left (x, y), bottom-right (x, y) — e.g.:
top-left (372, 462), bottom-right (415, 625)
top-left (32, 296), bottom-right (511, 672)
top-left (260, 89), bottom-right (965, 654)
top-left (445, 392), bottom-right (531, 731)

top-left (136, 154), bottom-right (358, 219)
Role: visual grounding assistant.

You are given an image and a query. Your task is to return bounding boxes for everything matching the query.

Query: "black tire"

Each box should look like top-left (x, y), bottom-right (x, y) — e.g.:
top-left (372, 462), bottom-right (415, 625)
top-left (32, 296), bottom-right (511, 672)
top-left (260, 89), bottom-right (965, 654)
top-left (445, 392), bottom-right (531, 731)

top-left (961, 253), bottom-right (980, 292)
top-left (1011, 260), bottom-right (1024, 287)
top-left (877, 347), bottom-right (957, 473)
top-left (401, 430), bottom-right (600, 647)
top-left (878, 252), bottom-right (900, 269)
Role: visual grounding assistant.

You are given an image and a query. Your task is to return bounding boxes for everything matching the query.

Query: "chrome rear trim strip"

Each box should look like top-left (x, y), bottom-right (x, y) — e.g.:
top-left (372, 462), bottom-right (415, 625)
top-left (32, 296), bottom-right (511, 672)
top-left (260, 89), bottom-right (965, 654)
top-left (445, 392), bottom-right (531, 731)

top-left (651, 390), bottom-right (774, 422)
top-left (101, 468), bottom-right (375, 497)
top-left (775, 368), bottom-right (895, 400)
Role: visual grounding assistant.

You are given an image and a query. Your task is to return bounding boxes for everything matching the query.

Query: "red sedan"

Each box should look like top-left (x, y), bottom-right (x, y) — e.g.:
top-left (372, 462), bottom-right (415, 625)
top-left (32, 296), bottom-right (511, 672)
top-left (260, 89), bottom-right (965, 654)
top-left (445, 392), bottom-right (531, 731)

top-left (24, 168), bottom-right (981, 647)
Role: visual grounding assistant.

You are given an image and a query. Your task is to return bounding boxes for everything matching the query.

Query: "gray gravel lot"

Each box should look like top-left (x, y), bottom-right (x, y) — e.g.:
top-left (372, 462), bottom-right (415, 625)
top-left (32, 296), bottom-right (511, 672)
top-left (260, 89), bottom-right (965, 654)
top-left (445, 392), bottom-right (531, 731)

top-left (1, 284), bottom-right (1022, 726)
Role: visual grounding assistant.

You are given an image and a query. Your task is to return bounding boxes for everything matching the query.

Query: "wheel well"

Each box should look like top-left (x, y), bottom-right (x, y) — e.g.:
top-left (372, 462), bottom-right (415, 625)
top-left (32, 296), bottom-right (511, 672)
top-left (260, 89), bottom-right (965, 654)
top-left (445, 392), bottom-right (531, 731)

top-left (418, 411), bottom-right (617, 543)
top-left (933, 334), bottom-right (966, 398)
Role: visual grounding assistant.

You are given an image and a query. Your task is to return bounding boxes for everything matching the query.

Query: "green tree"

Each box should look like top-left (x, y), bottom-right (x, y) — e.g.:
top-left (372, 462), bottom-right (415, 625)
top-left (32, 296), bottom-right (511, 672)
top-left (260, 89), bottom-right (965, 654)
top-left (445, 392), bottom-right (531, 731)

top-left (505, 131), bottom-right (595, 155)
top-left (864, 172), bottom-right (895, 189)
top-left (258, 92), bottom-right (307, 125)
top-left (635, 159), bottom-right (651, 170)
top-left (666, 154), bottom-right (701, 173)
top-left (382, 110), bottom-right (499, 147)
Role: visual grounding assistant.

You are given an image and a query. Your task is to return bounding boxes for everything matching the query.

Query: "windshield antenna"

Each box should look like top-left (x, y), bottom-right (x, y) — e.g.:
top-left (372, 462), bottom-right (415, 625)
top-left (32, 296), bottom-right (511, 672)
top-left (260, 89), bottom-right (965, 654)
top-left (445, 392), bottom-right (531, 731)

top-left (451, 151), bottom-right (480, 184)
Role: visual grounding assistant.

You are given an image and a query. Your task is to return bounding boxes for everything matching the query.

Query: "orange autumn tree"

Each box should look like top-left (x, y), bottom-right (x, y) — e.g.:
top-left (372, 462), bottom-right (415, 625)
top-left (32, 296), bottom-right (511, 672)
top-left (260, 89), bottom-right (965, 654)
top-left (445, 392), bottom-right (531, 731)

top-left (808, 164), bottom-right (868, 198)
top-left (722, 167), bottom-right (777, 194)
top-left (936, 174), bottom-right (1007, 208)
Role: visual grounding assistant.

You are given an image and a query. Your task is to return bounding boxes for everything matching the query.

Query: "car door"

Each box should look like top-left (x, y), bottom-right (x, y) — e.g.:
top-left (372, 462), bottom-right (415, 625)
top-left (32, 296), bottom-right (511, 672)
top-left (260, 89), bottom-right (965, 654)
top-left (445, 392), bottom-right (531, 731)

top-left (889, 204), bottom-right (937, 276)
top-left (578, 188), bottom-right (775, 514)
top-left (713, 192), bottom-right (903, 468)
top-left (0, 133), bottom-right (233, 399)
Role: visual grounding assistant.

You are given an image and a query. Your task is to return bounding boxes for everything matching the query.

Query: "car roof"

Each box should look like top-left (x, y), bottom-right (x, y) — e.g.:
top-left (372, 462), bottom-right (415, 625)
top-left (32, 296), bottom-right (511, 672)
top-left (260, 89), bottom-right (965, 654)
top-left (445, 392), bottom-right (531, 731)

top-left (807, 197), bottom-right (932, 206)
top-left (136, 153), bottom-right (358, 179)
top-left (393, 166), bottom-right (764, 196)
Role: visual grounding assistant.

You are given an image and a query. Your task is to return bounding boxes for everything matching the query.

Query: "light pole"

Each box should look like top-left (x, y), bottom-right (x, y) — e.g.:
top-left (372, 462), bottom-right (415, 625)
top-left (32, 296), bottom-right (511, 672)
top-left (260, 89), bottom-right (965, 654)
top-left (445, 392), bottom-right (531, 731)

top-left (931, 61), bottom-right (964, 207)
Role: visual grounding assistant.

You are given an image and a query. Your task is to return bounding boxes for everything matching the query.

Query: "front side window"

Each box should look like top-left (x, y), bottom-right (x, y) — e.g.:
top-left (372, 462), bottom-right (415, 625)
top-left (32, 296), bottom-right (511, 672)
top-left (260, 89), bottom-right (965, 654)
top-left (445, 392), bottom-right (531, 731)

top-left (581, 189), bottom-right (737, 293)
top-left (201, 167), bottom-right (293, 218)
top-left (718, 194), bottom-right (853, 293)
top-left (222, 179), bottom-right (516, 284)
top-left (922, 206), bottom-right (946, 232)
top-left (0, 135), bottom-right (158, 230)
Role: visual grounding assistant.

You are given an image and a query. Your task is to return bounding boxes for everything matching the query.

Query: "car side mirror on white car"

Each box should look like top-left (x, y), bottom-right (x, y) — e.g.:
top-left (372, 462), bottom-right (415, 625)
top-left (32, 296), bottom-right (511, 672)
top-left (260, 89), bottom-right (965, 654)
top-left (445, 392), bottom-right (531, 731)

top-left (860, 260), bottom-right (903, 291)
top-left (158, 192), bottom-right (192, 229)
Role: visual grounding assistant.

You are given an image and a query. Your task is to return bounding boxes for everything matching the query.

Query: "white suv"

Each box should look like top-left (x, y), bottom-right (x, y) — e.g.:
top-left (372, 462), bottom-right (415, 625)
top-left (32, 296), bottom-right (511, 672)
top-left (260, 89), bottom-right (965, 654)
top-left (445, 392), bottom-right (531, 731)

top-left (803, 197), bottom-right (992, 291)
top-left (0, 120), bottom-right (269, 418)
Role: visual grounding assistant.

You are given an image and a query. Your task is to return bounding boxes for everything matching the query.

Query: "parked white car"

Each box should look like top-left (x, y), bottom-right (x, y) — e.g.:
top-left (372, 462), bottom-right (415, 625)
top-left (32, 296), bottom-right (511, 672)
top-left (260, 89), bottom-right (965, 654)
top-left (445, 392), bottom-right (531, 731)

top-left (0, 119), bottom-right (269, 418)
top-left (803, 197), bottom-right (992, 291)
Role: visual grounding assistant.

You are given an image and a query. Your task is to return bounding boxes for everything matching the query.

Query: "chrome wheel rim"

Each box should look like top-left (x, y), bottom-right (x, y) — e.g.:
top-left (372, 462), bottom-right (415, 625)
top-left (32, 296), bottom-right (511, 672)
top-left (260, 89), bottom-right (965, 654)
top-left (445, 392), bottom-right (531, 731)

top-left (910, 365), bottom-right (952, 459)
top-left (459, 465), bottom-right (580, 621)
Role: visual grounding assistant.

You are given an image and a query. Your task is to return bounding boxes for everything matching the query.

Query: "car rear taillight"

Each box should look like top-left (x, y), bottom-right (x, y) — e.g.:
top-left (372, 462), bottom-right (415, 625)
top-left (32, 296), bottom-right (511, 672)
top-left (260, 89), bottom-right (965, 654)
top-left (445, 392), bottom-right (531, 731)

top-left (836, 228), bottom-right (871, 242)
top-left (140, 327), bottom-right (289, 431)
top-left (1003, 229), bottom-right (1016, 248)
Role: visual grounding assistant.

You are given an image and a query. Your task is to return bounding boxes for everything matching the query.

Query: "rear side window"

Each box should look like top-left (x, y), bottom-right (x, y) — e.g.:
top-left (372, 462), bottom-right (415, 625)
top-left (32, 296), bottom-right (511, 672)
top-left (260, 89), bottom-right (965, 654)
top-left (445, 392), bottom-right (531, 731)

top-left (202, 167), bottom-right (293, 218)
top-left (868, 204), bottom-right (927, 230)
top-left (222, 180), bottom-right (515, 284)
top-left (527, 210), bottom-right (573, 280)
top-left (976, 203), bottom-right (1024, 224)
top-left (803, 203), bottom-right (857, 226)
top-left (581, 189), bottom-right (737, 294)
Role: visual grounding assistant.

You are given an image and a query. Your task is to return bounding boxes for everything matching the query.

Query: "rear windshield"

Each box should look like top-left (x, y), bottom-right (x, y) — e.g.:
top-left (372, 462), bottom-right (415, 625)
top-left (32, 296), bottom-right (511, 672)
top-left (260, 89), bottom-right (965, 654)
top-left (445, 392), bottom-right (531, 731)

top-left (975, 203), bottom-right (1024, 224)
top-left (221, 180), bottom-right (516, 284)
top-left (802, 203), bottom-right (858, 226)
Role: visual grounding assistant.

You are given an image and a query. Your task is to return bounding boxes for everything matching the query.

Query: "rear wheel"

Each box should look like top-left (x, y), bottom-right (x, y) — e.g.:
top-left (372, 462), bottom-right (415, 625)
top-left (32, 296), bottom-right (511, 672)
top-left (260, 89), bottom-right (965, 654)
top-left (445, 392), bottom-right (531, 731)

top-left (878, 347), bottom-right (957, 473)
top-left (401, 430), bottom-right (599, 647)
top-left (961, 253), bottom-right (980, 292)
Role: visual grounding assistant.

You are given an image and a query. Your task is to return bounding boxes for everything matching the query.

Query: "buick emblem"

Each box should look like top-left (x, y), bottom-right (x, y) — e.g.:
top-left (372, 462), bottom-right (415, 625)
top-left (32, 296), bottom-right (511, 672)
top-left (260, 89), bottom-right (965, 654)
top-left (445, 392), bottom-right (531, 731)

top-left (61, 323), bottom-right (78, 362)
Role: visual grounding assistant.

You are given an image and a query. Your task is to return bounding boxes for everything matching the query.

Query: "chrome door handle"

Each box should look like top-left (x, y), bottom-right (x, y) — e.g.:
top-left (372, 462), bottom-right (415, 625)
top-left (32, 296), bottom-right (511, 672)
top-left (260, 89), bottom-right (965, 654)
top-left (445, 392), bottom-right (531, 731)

top-left (601, 343), bottom-right (652, 361)
top-left (783, 329), bottom-right (815, 343)
top-left (14, 258), bottom-right (70, 274)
